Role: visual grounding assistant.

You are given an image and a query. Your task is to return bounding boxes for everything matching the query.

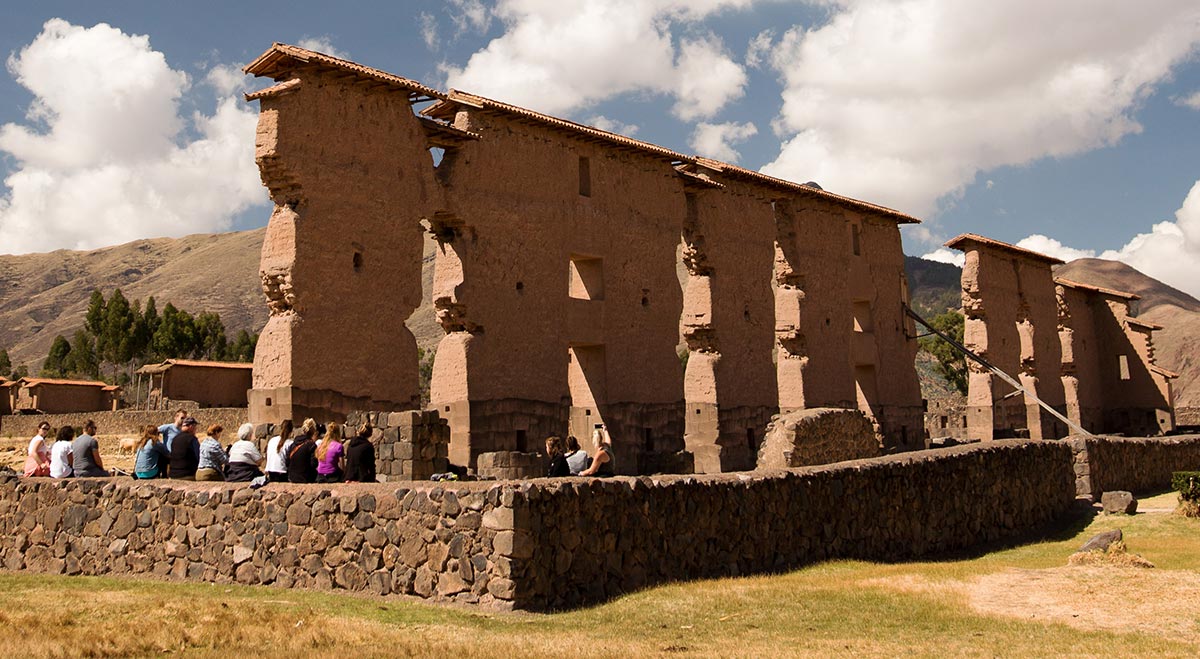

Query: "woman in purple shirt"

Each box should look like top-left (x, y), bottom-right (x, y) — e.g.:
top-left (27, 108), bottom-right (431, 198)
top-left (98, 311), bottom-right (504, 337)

top-left (315, 422), bottom-right (345, 483)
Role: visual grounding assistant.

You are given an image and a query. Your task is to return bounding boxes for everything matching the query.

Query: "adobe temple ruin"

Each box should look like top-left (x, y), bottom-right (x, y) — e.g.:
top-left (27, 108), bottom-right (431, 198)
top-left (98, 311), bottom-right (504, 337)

top-left (240, 44), bottom-right (1174, 473)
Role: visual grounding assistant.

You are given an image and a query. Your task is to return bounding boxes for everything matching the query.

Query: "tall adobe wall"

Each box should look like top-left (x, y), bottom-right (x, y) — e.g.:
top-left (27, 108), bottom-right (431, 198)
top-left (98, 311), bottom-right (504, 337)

top-left (247, 67), bottom-right (435, 424)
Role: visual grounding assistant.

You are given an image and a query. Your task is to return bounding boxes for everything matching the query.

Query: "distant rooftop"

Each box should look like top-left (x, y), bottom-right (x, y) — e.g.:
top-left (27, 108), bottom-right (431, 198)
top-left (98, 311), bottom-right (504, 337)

top-left (945, 233), bottom-right (1065, 265)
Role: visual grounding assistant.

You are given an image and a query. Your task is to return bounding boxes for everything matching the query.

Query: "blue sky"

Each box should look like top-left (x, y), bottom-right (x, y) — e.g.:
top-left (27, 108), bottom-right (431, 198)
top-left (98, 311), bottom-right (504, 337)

top-left (1, 1), bottom-right (1199, 294)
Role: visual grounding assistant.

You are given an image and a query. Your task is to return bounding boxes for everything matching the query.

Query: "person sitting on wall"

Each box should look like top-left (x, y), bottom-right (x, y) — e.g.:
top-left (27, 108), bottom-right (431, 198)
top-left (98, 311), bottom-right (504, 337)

top-left (315, 422), bottom-right (346, 483)
top-left (265, 419), bottom-right (295, 483)
top-left (134, 425), bottom-right (169, 479)
top-left (226, 423), bottom-right (265, 482)
top-left (196, 424), bottom-right (228, 481)
top-left (579, 425), bottom-right (615, 477)
top-left (286, 419), bottom-right (319, 484)
top-left (545, 436), bottom-right (570, 477)
top-left (564, 435), bottom-right (589, 475)
top-left (343, 421), bottom-right (376, 483)
top-left (158, 408), bottom-right (189, 453)
top-left (72, 419), bottom-right (110, 478)
top-left (169, 417), bottom-right (201, 480)
top-left (22, 421), bottom-right (52, 477)
top-left (49, 426), bottom-right (75, 479)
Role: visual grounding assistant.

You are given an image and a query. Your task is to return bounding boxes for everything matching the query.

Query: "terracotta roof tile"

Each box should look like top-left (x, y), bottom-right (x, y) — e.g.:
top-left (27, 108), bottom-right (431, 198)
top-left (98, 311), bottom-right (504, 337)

top-left (17, 378), bottom-right (110, 388)
top-left (138, 359), bottom-right (253, 374)
top-left (247, 43), bottom-right (921, 226)
top-left (244, 43), bottom-right (446, 100)
top-left (1126, 317), bottom-right (1164, 331)
top-left (945, 233), bottom-right (1065, 265)
top-left (1054, 278), bottom-right (1140, 300)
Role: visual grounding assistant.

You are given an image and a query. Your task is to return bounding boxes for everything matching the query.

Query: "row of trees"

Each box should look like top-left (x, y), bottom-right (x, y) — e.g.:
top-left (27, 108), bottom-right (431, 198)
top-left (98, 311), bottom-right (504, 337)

top-left (34, 289), bottom-right (257, 382)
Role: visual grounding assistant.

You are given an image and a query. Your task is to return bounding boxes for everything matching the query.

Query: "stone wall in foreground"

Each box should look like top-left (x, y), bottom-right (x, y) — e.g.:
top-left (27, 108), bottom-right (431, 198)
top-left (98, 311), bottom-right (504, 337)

top-left (0, 439), bottom-right (1079, 610)
top-left (1, 409), bottom-right (248, 438)
top-left (1069, 434), bottom-right (1200, 499)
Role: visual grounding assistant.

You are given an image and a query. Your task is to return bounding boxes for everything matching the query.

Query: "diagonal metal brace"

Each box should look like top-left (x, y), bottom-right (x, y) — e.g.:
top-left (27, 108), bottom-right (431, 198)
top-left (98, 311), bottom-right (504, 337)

top-left (905, 304), bottom-right (1094, 438)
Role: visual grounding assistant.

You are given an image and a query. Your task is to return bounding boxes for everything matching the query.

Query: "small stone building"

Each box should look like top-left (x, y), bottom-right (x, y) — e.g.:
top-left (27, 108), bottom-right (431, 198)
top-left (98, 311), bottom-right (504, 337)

top-left (239, 43), bottom-right (924, 473)
top-left (135, 359), bottom-right (253, 409)
top-left (9, 378), bottom-right (120, 414)
top-left (948, 234), bottom-right (1174, 439)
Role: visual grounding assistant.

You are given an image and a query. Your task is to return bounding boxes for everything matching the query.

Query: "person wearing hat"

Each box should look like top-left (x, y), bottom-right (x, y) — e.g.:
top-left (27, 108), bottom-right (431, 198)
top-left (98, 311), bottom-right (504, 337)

top-left (169, 416), bottom-right (201, 480)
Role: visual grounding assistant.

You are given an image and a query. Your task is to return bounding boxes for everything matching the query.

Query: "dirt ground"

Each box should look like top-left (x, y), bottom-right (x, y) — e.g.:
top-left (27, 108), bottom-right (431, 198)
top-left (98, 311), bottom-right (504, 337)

top-left (1, 433), bottom-right (139, 473)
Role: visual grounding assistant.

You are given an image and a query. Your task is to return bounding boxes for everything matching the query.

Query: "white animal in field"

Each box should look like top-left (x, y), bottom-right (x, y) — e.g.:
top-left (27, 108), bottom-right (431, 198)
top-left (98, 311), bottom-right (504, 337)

top-left (118, 437), bottom-right (138, 455)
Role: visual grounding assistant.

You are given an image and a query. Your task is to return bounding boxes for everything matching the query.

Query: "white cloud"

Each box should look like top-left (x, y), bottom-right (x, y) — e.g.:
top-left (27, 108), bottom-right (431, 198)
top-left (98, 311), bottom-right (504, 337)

top-left (587, 115), bottom-right (639, 136)
top-left (690, 120), bottom-right (758, 162)
top-left (745, 29), bottom-right (774, 68)
top-left (997, 180), bottom-right (1200, 299)
top-left (449, 0), bottom-right (493, 35)
top-left (443, 0), bottom-right (752, 119)
top-left (297, 36), bottom-right (349, 60)
top-left (1015, 235), bottom-right (1100, 262)
top-left (0, 20), bottom-right (266, 255)
top-left (1176, 90), bottom-right (1200, 110)
top-left (920, 248), bottom-right (965, 267)
top-left (204, 63), bottom-right (250, 96)
top-left (419, 13), bottom-right (439, 51)
top-left (760, 0), bottom-right (1200, 225)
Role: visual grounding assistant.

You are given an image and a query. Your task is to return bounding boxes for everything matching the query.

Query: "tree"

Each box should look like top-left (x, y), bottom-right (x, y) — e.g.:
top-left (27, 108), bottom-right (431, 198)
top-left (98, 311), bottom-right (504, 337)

top-left (0, 349), bottom-right (11, 379)
top-left (152, 303), bottom-right (196, 359)
top-left (65, 330), bottom-right (99, 379)
top-left (194, 311), bottom-right (227, 360)
top-left (41, 335), bottom-right (72, 377)
top-left (84, 290), bottom-right (106, 336)
top-left (99, 288), bottom-right (135, 366)
top-left (227, 330), bottom-right (257, 363)
top-left (918, 311), bottom-right (968, 395)
top-left (135, 296), bottom-right (159, 359)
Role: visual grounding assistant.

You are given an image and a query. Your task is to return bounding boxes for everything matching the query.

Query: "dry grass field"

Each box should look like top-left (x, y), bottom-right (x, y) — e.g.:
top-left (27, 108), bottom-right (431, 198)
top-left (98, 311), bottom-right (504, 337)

top-left (0, 487), bottom-right (1196, 657)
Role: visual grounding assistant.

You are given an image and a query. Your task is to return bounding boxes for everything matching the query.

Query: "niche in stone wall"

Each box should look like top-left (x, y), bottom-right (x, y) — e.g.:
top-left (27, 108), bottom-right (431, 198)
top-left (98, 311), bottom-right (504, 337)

top-left (569, 254), bottom-right (604, 301)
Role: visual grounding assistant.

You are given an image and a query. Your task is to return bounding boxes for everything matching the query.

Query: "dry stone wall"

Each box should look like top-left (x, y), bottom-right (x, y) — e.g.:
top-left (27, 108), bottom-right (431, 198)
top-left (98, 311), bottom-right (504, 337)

top-left (1069, 434), bottom-right (1200, 498)
top-left (757, 408), bottom-right (880, 468)
top-left (0, 439), bottom-right (1079, 610)
top-left (1, 409), bottom-right (247, 438)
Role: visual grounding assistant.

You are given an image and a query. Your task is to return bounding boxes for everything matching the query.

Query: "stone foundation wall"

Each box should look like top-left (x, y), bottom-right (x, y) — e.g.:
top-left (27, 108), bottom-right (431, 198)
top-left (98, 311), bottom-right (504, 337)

top-left (1, 439), bottom-right (1082, 610)
top-left (1, 409), bottom-right (248, 438)
top-left (476, 452), bottom-right (543, 480)
top-left (757, 408), bottom-right (879, 468)
top-left (1069, 434), bottom-right (1200, 499)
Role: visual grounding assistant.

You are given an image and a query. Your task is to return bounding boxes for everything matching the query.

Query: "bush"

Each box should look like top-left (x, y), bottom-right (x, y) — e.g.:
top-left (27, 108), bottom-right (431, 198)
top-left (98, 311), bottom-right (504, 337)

top-left (1171, 471), bottom-right (1200, 502)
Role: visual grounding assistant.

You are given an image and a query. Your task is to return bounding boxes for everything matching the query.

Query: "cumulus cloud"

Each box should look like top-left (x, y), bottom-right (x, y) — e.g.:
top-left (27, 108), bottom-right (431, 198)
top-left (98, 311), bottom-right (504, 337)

top-left (760, 0), bottom-right (1200, 221)
top-left (745, 29), bottom-right (774, 69)
top-left (204, 63), bottom-right (251, 96)
top-left (297, 36), bottom-right (349, 59)
top-left (1177, 90), bottom-right (1200, 110)
top-left (920, 248), bottom-right (965, 267)
top-left (0, 20), bottom-right (266, 255)
top-left (1014, 235), bottom-right (1102, 263)
top-left (587, 115), bottom-right (639, 136)
top-left (690, 120), bottom-right (758, 162)
top-left (443, 0), bottom-right (752, 119)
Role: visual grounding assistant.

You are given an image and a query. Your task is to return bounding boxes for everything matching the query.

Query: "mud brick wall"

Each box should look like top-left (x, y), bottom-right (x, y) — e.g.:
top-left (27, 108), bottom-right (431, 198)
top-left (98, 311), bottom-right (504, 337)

top-left (1, 409), bottom-right (248, 438)
top-left (1069, 434), bottom-right (1200, 498)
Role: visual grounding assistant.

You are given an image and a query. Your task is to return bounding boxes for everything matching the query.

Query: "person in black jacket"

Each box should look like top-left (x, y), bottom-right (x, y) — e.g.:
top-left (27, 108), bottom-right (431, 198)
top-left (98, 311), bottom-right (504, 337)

top-left (343, 421), bottom-right (376, 483)
top-left (286, 418), bottom-right (319, 483)
top-left (169, 417), bottom-right (201, 479)
top-left (545, 436), bottom-right (570, 477)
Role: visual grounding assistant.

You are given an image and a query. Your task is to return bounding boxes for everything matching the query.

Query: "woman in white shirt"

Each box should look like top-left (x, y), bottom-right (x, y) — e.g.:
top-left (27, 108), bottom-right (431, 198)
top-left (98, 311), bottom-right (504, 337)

top-left (226, 423), bottom-right (264, 482)
top-left (49, 426), bottom-right (75, 478)
top-left (264, 419), bottom-right (294, 483)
